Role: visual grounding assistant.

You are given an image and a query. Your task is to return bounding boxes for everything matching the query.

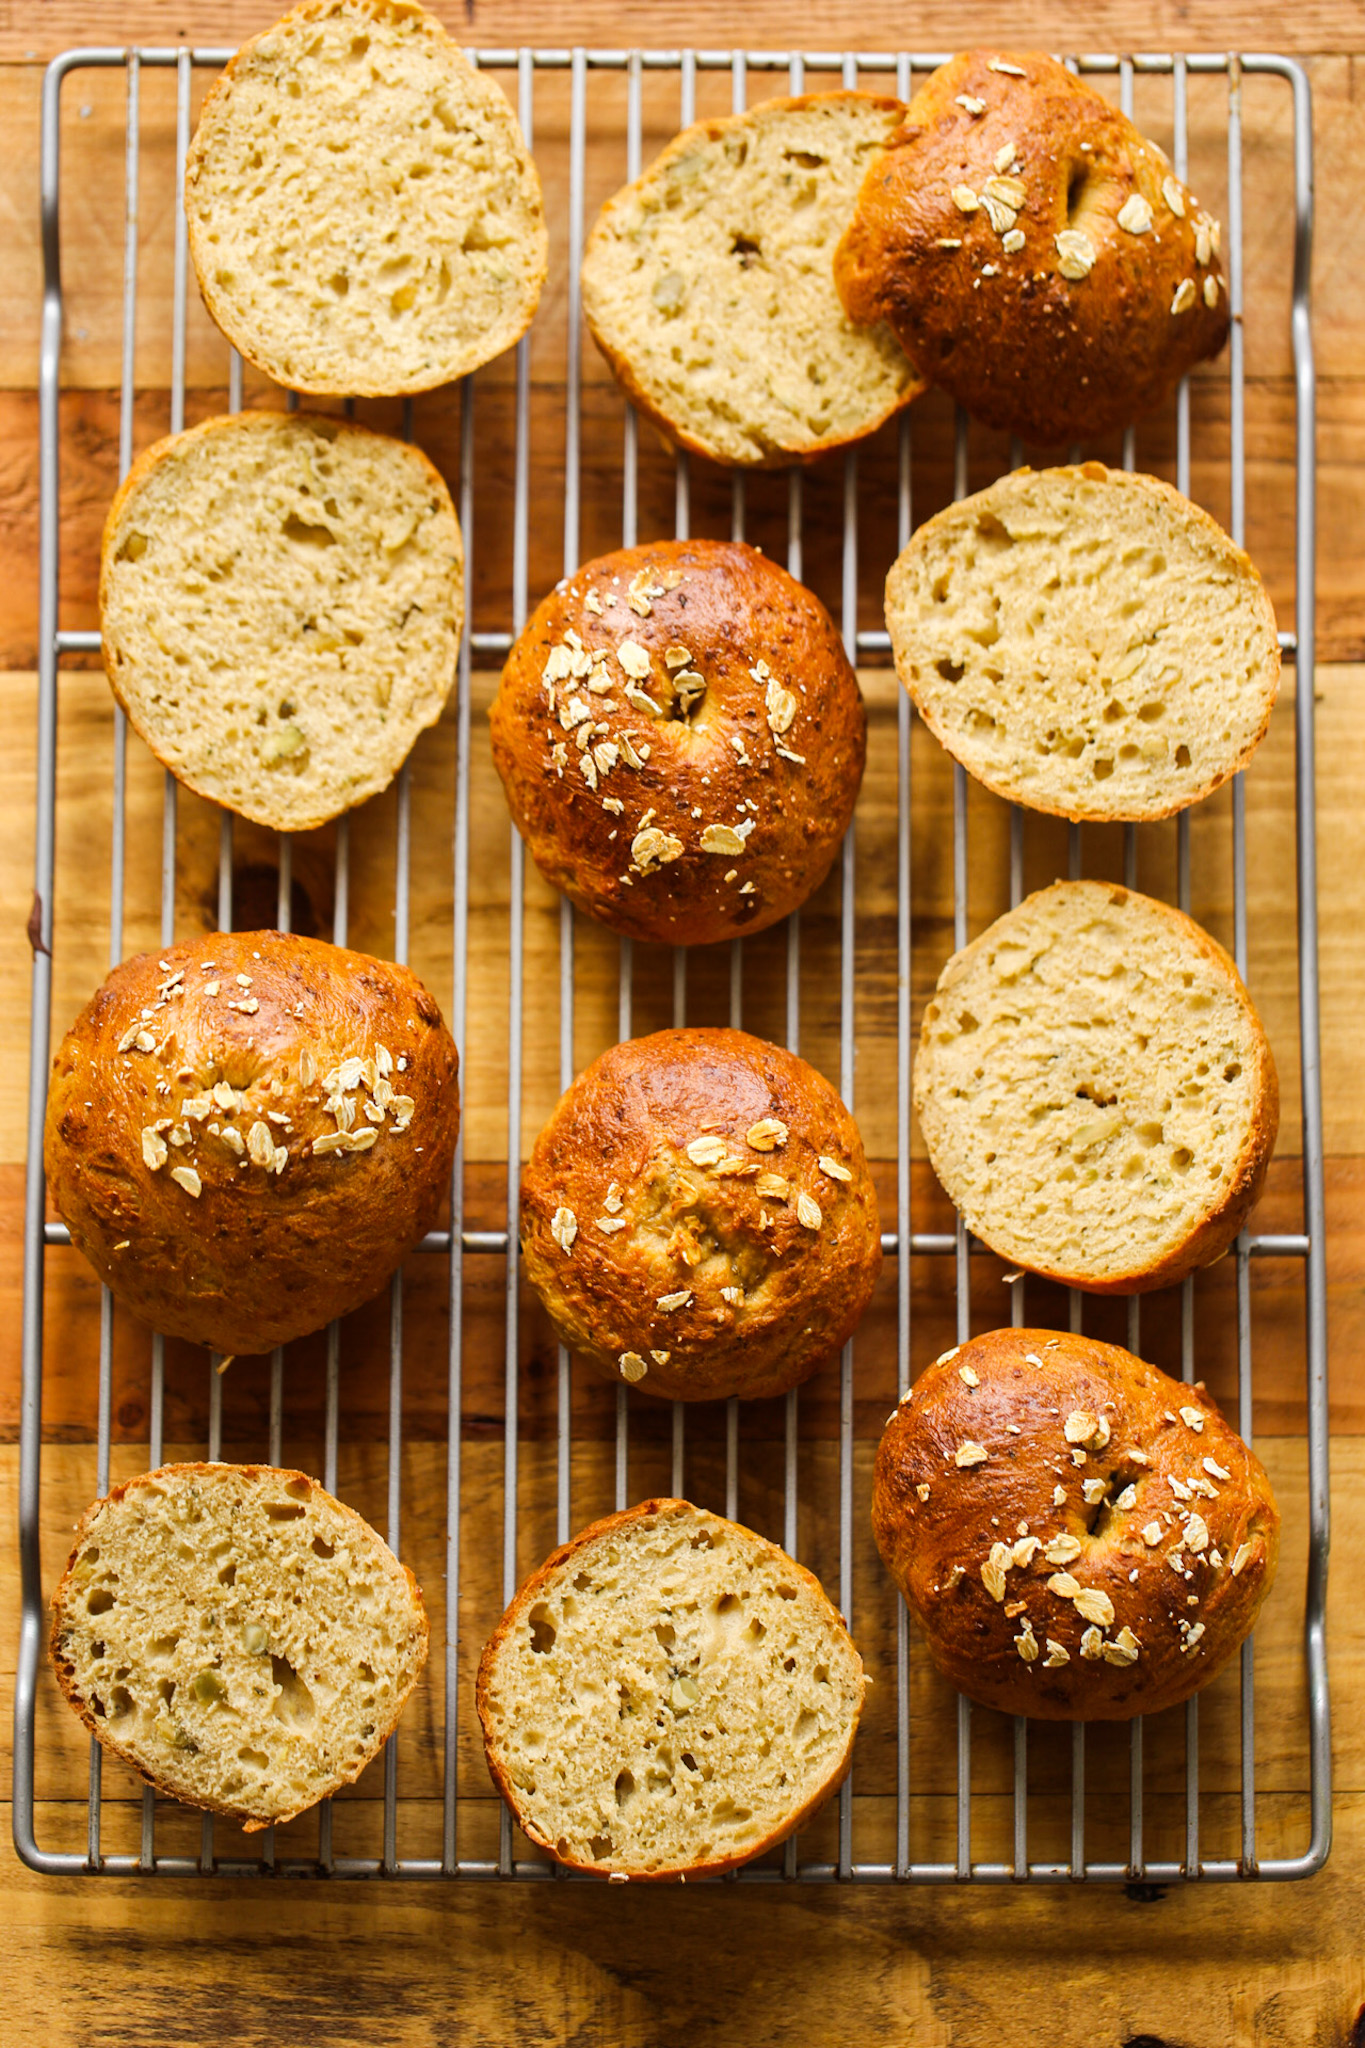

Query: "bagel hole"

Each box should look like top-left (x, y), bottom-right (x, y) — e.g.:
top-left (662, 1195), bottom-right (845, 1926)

top-left (1085, 1459), bottom-right (1146, 1540)
top-left (1066, 164), bottom-right (1097, 226)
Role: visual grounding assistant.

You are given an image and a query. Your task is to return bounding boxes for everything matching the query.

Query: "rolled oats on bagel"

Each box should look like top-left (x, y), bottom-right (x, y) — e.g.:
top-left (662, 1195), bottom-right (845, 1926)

top-left (873, 1329), bottom-right (1279, 1719)
top-left (835, 50), bottom-right (1229, 445)
top-left (520, 1028), bottom-right (882, 1403)
top-left (489, 540), bottom-right (866, 946)
top-left (43, 930), bottom-right (460, 1357)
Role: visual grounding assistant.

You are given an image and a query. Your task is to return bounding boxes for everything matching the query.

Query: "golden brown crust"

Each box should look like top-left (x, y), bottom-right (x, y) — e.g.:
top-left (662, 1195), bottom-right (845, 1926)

top-left (872, 1331), bottom-right (1280, 1720)
top-left (889, 464), bottom-right (1282, 825)
top-left (49, 1462), bottom-right (430, 1830)
top-left (913, 884), bottom-right (1280, 1293)
top-left (520, 1028), bottom-right (882, 1402)
top-left (489, 540), bottom-right (866, 947)
top-left (43, 931), bottom-right (460, 1356)
top-left (582, 93), bottom-right (928, 472)
top-left (475, 1498), bottom-right (864, 1879)
top-left (185, 0), bottom-right (547, 398)
top-left (835, 51), bottom-right (1229, 445)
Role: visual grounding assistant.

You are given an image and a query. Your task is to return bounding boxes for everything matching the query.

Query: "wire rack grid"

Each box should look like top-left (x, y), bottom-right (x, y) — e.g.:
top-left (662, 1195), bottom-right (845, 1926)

top-left (16, 44), bottom-right (1327, 1884)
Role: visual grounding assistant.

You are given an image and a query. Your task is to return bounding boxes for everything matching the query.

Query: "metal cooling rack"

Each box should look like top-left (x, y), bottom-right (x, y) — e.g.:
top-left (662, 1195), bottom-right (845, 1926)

top-left (16, 46), bottom-right (1327, 1883)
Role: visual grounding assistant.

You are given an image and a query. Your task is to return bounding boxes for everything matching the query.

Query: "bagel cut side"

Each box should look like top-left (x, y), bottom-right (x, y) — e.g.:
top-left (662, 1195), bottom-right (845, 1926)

top-left (477, 1499), bottom-right (865, 1878)
top-left (582, 92), bottom-right (925, 467)
top-left (886, 464), bottom-right (1280, 822)
top-left (50, 1463), bottom-right (429, 1829)
top-left (913, 882), bottom-right (1278, 1292)
top-left (186, 0), bottom-right (546, 396)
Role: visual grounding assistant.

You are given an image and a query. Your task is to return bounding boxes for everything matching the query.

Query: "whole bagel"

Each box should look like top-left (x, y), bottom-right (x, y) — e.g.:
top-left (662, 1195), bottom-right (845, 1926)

top-left (43, 930), bottom-right (460, 1356)
top-left (489, 540), bottom-right (866, 946)
top-left (873, 1329), bottom-right (1279, 1720)
top-left (520, 1027), bottom-right (882, 1402)
top-left (835, 50), bottom-right (1229, 445)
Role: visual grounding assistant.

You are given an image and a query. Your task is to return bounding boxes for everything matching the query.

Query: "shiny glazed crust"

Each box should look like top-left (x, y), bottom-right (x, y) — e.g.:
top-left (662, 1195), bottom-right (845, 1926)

top-left (49, 1463), bottom-right (429, 1829)
top-left (476, 1499), bottom-right (864, 1879)
top-left (872, 1331), bottom-right (1280, 1720)
top-left (489, 540), bottom-right (866, 947)
top-left (520, 1028), bottom-right (882, 1402)
top-left (835, 50), bottom-right (1230, 445)
top-left (43, 931), bottom-right (460, 1356)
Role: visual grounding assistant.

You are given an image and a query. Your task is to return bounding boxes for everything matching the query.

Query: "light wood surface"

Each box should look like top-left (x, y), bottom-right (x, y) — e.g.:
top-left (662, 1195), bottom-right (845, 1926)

top-left (3, 12), bottom-right (1363, 2046)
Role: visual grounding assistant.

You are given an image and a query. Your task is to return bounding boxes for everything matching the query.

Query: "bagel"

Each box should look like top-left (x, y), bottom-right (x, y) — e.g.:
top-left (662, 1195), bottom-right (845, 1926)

top-left (580, 91), bottom-right (925, 467)
top-left (477, 1499), bottom-right (865, 1878)
top-left (488, 540), bottom-right (867, 946)
top-left (50, 1463), bottom-right (429, 1829)
top-left (99, 411), bottom-right (464, 834)
top-left (885, 463), bottom-right (1280, 823)
top-left (835, 50), bottom-right (1229, 445)
top-left (520, 1028), bottom-right (882, 1404)
top-left (872, 1329), bottom-right (1279, 1720)
top-left (43, 930), bottom-right (461, 1357)
top-left (185, 0), bottom-right (546, 397)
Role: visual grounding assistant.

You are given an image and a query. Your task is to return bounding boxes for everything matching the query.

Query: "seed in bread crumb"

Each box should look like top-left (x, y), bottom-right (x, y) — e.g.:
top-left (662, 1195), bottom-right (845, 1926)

top-left (1117, 193), bottom-right (1154, 234)
top-left (1079, 1625), bottom-right (1103, 1660)
top-left (604, 1182), bottom-right (624, 1214)
top-left (1047, 1572), bottom-right (1081, 1599)
top-left (958, 1363), bottom-right (980, 1388)
top-left (1053, 1485), bottom-right (1067, 1507)
top-left (1073, 1588), bottom-right (1115, 1627)
top-left (937, 1346), bottom-right (961, 1366)
top-left (550, 1207), bottom-right (578, 1251)
top-left (955, 93), bottom-right (986, 114)
top-left (1043, 1535), bottom-right (1081, 1566)
top-left (1181, 1622), bottom-right (1206, 1652)
top-left (1204, 275), bottom-right (1219, 308)
top-left (1171, 278), bottom-right (1197, 315)
top-left (1064, 1410), bottom-right (1096, 1444)
top-left (818, 1155), bottom-right (851, 1182)
top-left (1082, 1478), bottom-right (1106, 1506)
top-left (1142, 1522), bottom-right (1163, 1546)
top-left (1179, 1405), bottom-right (1205, 1433)
top-left (170, 1165), bottom-right (202, 1199)
top-left (988, 59), bottom-right (1027, 75)
top-left (1012, 1536), bottom-right (1040, 1567)
top-left (955, 1441), bottom-right (989, 1468)
top-left (596, 1217), bottom-right (627, 1234)
top-left (618, 1352), bottom-right (648, 1383)
top-left (952, 184), bottom-right (980, 214)
top-left (1231, 1542), bottom-right (1254, 1576)
top-left (1183, 1513), bottom-right (1210, 1554)
top-left (916, 1483), bottom-right (931, 1501)
top-left (141, 1127), bottom-right (169, 1171)
top-left (795, 1192), bottom-right (822, 1230)
top-left (720, 1286), bottom-right (744, 1305)
top-left (1043, 1638), bottom-right (1070, 1667)
top-left (1014, 1619), bottom-right (1039, 1662)
top-left (656, 1291), bottom-right (692, 1311)
top-left (746, 1118), bottom-right (788, 1152)
top-left (1162, 174), bottom-right (1186, 218)
top-left (1002, 228), bottom-right (1025, 254)
top-left (765, 680), bottom-right (798, 735)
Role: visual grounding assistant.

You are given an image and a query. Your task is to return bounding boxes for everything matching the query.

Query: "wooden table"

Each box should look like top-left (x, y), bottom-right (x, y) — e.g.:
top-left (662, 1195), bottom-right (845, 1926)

top-left (4, 5), bottom-right (1365, 2042)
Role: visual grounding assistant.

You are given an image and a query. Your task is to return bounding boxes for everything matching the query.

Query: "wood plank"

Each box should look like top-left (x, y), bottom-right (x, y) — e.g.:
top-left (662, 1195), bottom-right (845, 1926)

top-left (4, 1796), bottom-right (1365, 2045)
top-left (5, 1), bottom-right (1365, 61)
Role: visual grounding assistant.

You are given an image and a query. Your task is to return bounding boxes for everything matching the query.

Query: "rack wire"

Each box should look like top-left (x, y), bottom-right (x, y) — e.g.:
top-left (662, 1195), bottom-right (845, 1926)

top-left (15, 46), bottom-right (1327, 1883)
